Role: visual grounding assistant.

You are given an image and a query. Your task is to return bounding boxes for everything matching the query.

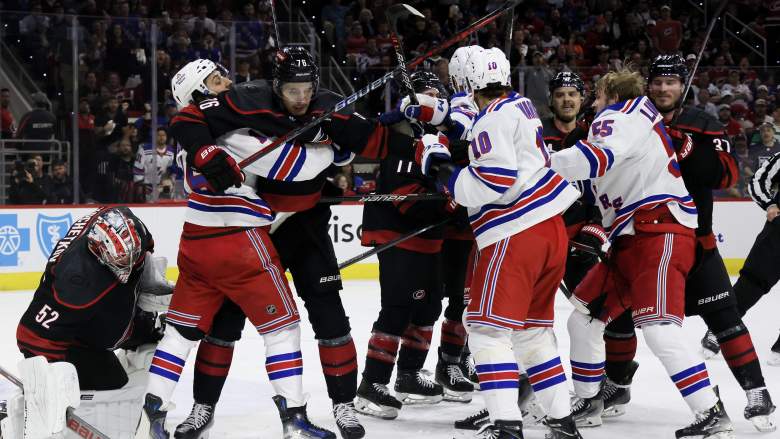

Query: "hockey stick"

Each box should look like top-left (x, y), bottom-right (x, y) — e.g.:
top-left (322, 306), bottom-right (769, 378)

top-left (670, 0), bottom-right (729, 126)
top-left (386, 4), bottom-right (425, 105)
top-left (504, 9), bottom-right (514, 59)
top-left (269, 0), bottom-right (281, 48)
top-left (319, 192), bottom-right (447, 203)
top-left (0, 364), bottom-right (111, 439)
top-left (237, 0), bottom-right (521, 170)
top-left (338, 217), bottom-right (451, 269)
top-left (570, 240), bottom-right (607, 260)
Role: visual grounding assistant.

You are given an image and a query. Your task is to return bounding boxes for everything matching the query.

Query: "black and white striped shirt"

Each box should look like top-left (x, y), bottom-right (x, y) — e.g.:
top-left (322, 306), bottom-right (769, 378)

top-left (749, 151), bottom-right (780, 209)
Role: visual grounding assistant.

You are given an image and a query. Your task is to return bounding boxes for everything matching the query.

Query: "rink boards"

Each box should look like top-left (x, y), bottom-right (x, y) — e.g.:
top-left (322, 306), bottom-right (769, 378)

top-left (0, 200), bottom-right (766, 291)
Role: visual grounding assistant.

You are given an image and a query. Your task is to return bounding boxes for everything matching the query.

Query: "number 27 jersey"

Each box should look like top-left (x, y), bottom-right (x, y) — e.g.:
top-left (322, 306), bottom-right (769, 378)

top-left (550, 96), bottom-right (698, 239)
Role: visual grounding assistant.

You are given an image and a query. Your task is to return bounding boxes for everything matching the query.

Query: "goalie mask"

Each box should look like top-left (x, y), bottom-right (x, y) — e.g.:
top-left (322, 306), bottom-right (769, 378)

top-left (87, 209), bottom-right (143, 283)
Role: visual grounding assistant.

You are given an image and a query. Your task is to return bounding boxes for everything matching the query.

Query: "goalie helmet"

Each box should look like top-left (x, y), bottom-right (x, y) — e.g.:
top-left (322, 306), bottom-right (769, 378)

top-left (549, 71), bottom-right (585, 95)
top-left (171, 59), bottom-right (228, 108)
top-left (87, 209), bottom-right (143, 283)
top-left (273, 46), bottom-right (319, 95)
top-left (465, 47), bottom-right (511, 92)
top-left (449, 45), bottom-right (484, 93)
top-left (649, 54), bottom-right (688, 83)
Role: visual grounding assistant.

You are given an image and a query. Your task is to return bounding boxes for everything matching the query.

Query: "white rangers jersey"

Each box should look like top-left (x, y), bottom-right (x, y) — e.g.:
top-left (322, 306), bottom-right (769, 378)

top-left (133, 144), bottom-right (177, 186)
top-left (180, 129), bottom-right (345, 227)
top-left (550, 96), bottom-right (698, 239)
top-left (448, 91), bottom-right (479, 141)
top-left (446, 91), bottom-right (580, 249)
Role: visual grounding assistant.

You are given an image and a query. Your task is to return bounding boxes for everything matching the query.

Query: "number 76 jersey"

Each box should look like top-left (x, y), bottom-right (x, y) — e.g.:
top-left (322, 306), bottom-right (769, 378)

top-left (550, 96), bottom-right (698, 239)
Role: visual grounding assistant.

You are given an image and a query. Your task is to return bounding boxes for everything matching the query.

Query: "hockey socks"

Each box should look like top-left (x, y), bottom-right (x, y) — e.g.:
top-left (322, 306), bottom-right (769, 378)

top-left (439, 319), bottom-right (468, 364)
top-left (318, 334), bottom-right (359, 404)
top-left (398, 324), bottom-right (434, 371)
top-left (363, 331), bottom-right (400, 384)
top-left (643, 324), bottom-right (717, 412)
top-left (147, 326), bottom-right (197, 407)
top-left (471, 332), bottom-right (522, 422)
top-left (263, 324), bottom-right (305, 407)
top-left (714, 325), bottom-right (764, 390)
top-left (568, 310), bottom-right (606, 398)
top-left (512, 328), bottom-right (570, 419)
top-left (603, 311), bottom-right (638, 385)
top-left (193, 336), bottom-right (235, 405)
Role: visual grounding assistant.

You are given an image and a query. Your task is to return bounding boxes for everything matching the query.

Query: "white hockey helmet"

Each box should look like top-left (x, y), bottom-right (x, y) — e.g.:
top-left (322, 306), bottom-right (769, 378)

top-left (171, 59), bottom-right (227, 108)
top-left (465, 47), bottom-right (511, 92)
top-left (449, 45), bottom-right (484, 93)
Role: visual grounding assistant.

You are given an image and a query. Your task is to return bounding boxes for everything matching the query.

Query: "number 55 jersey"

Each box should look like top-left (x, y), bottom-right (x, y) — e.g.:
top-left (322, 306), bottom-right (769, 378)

top-left (550, 96), bottom-right (698, 239)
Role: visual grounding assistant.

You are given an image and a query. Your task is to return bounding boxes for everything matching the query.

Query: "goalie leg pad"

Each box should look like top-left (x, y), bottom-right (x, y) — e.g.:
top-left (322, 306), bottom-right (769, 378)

top-left (1, 390), bottom-right (24, 439)
top-left (18, 356), bottom-right (80, 439)
top-left (76, 376), bottom-right (147, 439)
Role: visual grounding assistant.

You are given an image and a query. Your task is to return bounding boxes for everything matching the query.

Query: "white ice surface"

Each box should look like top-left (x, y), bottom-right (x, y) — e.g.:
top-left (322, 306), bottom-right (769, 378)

top-left (1, 279), bottom-right (779, 438)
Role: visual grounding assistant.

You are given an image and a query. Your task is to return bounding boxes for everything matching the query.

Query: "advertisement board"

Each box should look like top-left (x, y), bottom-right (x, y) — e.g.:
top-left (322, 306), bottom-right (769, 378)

top-left (0, 201), bottom-right (768, 291)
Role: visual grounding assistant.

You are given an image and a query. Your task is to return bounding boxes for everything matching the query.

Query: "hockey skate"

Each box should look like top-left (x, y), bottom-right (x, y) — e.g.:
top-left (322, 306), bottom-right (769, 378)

top-left (135, 393), bottom-right (171, 439)
top-left (475, 420), bottom-right (524, 439)
top-left (354, 380), bottom-right (402, 420)
top-left (436, 349), bottom-right (474, 403)
top-left (174, 402), bottom-right (214, 439)
top-left (767, 336), bottom-right (780, 366)
top-left (744, 387), bottom-right (776, 432)
top-left (455, 375), bottom-right (543, 431)
top-left (570, 392), bottom-right (603, 427)
top-left (455, 408), bottom-right (490, 430)
top-left (700, 330), bottom-right (720, 360)
top-left (545, 415), bottom-right (583, 439)
top-left (675, 395), bottom-right (734, 439)
top-left (272, 395), bottom-right (336, 439)
top-left (333, 402), bottom-right (366, 439)
top-left (601, 360), bottom-right (638, 418)
top-left (394, 369), bottom-right (443, 404)
top-left (459, 346), bottom-right (479, 386)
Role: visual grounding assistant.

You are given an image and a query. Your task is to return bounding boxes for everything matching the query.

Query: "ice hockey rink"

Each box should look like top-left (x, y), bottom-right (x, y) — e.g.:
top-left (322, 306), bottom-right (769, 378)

top-left (1, 279), bottom-right (779, 439)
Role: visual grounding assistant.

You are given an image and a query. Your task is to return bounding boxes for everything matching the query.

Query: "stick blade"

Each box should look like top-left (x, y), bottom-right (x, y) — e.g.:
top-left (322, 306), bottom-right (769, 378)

top-left (386, 3), bottom-right (425, 22)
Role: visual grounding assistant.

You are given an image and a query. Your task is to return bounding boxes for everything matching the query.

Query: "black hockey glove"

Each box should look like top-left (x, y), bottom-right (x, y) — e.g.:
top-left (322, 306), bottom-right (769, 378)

top-left (666, 126), bottom-right (694, 160)
top-left (192, 145), bottom-right (245, 192)
top-left (571, 223), bottom-right (607, 261)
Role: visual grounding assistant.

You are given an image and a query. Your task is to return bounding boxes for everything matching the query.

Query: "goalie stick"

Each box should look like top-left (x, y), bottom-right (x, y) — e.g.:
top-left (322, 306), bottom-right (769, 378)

top-left (338, 217), bottom-right (451, 269)
top-left (0, 363), bottom-right (111, 439)
top-left (237, 0), bottom-right (522, 169)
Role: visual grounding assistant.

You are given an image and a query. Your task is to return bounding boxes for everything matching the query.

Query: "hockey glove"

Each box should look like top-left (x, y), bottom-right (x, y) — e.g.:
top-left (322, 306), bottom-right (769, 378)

top-left (378, 110), bottom-right (406, 126)
top-left (571, 223), bottom-right (608, 259)
top-left (193, 145), bottom-right (244, 192)
top-left (666, 126), bottom-right (694, 161)
top-left (415, 133), bottom-right (452, 176)
top-left (401, 94), bottom-right (450, 126)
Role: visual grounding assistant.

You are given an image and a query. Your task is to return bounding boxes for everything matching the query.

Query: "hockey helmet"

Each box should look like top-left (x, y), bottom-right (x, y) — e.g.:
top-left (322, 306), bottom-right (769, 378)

top-left (411, 70), bottom-right (448, 99)
top-left (449, 45), bottom-right (484, 93)
top-left (549, 71), bottom-right (585, 95)
top-left (171, 59), bottom-right (228, 108)
top-left (87, 209), bottom-right (143, 283)
top-left (273, 46), bottom-right (319, 95)
top-left (649, 54), bottom-right (688, 84)
top-left (465, 47), bottom-right (511, 92)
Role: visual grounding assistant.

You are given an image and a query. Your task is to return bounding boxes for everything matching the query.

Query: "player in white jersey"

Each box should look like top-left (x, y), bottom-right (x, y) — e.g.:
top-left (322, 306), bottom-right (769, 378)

top-left (549, 69), bottom-right (735, 439)
top-left (446, 45), bottom-right (483, 141)
top-left (134, 59), bottom-right (336, 439)
top-left (414, 47), bottom-right (581, 439)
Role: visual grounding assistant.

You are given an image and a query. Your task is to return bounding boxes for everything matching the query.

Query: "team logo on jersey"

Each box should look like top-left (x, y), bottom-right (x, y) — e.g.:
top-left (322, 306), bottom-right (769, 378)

top-left (266, 304), bottom-right (277, 315)
top-left (36, 213), bottom-right (73, 257)
top-left (412, 289), bottom-right (426, 300)
top-left (0, 214), bottom-right (30, 267)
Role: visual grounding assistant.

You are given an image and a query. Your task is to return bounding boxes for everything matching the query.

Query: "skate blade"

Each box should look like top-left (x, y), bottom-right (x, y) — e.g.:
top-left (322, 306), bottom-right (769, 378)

top-left (353, 398), bottom-right (399, 420)
top-left (574, 415), bottom-right (603, 428)
top-left (749, 415), bottom-right (777, 432)
top-left (396, 392), bottom-right (443, 405)
top-left (602, 405), bottom-right (627, 418)
top-left (677, 431), bottom-right (734, 439)
top-left (442, 388), bottom-right (473, 403)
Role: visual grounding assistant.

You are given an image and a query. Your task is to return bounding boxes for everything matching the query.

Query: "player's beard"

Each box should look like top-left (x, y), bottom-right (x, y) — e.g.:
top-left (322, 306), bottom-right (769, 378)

top-left (553, 111), bottom-right (577, 124)
top-left (653, 100), bottom-right (677, 114)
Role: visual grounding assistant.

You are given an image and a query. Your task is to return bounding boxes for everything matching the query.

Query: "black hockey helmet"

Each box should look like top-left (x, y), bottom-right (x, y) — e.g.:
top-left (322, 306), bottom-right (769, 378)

top-left (649, 54), bottom-right (688, 83)
top-left (549, 71), bottom-right (585, 95)
top-left (273, 46), bottom-right (319, 95)
top-left (411, 70), bottom-right (448, 98)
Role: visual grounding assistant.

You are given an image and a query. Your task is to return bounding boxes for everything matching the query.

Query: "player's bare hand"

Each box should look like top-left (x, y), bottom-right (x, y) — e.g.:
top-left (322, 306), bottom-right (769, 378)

top-left (767, 204), bottom-right (779, 222)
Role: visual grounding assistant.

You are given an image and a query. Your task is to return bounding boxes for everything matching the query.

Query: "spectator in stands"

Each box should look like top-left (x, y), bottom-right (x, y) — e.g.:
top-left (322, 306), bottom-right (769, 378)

top-left (235, 59), bottom-right (254, 83)
top-left (718, 103), bottom-right (743, 137)
top-left (724, 133), bottom-right (751, 197)
top-left (133, 127), bottom-right (176, 201)
top-left (75, 98), bottom-right (97, 197)
top-left (772, 107), bottom-right (780, 140)
top-left (333, 173), bottom-right (356, 196)
top-left (15, 92), bottom-right (56, 153)
top-left (750, 99), bottom-right (772, 126)
top-left (190, 32), bottom-right (222, 63)
top-left (750, 123), bottom-right (780, 157)
top-left (45, 159), bottom-right (77, 204)
top-left (95, 138), bottom-right (138, 203)
top-left (9, 157), bottom-right (50, 204)
top-left (79, 71), bottom-right (102, 110)
top-left (722, 70), bottom-right (753, 108)
top-left (235, 3), bottom-right (266, 55)
top-left (696, 88), bottom-right (719, 118)
top-left (346, 21), bottom-right (368, 57)
top-left (649, 5), bottom-right (682, 54)
top-left (0, 88), bottom-right (15, 139)
top-left (524, 51), bottom-right (553, 116)
top-left (19, 3), bottom-right (50, 55)
top-left (94, 95), bottom-right (128, 149)
top-left (187, 3), bottom-right (217, 38)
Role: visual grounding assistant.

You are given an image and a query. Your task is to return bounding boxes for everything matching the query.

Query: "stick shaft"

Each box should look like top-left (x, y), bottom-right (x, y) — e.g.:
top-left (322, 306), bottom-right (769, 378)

top-left (319, 192), bottom-right (447, 204)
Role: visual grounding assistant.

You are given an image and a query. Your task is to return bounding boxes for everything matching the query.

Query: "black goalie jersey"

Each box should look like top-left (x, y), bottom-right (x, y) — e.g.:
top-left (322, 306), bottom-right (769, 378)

top-left (17, 207), bottom-right (154, 360)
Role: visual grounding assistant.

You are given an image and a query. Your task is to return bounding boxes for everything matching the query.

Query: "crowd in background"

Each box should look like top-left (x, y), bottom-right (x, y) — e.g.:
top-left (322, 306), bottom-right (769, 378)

top-left (0, 0), bottom-right (777, 204)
